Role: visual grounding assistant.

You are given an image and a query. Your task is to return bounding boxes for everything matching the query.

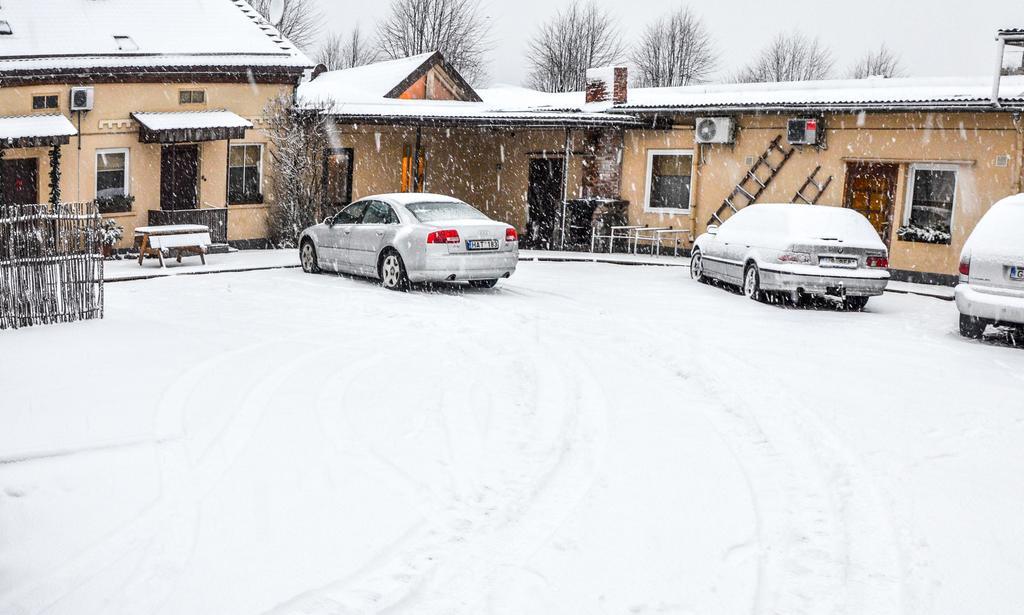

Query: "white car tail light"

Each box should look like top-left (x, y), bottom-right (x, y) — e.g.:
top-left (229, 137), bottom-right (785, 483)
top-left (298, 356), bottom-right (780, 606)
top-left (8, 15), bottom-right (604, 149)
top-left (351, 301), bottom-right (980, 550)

top-left (866, 256), bottom-right (889, 268)
top-left (778, 252), bottom-right (811, 264)
top-left (958, 255), bottom-right (971, 277)
top-left (505, 227), bottom-right (518, 243)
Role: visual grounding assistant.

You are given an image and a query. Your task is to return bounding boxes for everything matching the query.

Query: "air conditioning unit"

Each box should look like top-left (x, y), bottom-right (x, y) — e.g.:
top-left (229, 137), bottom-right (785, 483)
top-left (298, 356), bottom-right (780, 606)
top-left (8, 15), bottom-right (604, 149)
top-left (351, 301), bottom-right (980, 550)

top-left (788, 118), bottom-right (821, 145)
top-left (695, 117), bottom-right (735, 144)
top-left (70, 87), bottom-right (94, 111)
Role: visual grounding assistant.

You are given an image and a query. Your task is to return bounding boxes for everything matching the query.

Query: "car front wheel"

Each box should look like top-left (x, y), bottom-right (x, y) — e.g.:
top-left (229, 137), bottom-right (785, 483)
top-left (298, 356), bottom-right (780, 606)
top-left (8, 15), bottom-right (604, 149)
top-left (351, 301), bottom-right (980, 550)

top-left (743, 264), bottom-right (763, 302)
top-left (959, 313), bottom-right (987, 339)
top-left (379, 251), bottom-right (410, 291)
top-left (300, 241), bottom-right (319, 273)
top-left (690, 249), bottom-right (707, 283)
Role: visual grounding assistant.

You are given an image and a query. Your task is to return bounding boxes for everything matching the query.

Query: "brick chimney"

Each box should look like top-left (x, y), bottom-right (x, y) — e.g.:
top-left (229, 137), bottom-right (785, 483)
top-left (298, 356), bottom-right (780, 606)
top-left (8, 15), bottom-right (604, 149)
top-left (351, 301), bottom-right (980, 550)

top-left (585, 66), bottom-right (627, 105)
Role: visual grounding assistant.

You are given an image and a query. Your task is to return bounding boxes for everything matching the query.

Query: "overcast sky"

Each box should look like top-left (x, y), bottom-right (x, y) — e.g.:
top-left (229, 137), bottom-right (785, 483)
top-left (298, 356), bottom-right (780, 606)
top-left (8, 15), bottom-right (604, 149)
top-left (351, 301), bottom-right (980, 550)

top-left (311, 0), bottom-right (1023, 86)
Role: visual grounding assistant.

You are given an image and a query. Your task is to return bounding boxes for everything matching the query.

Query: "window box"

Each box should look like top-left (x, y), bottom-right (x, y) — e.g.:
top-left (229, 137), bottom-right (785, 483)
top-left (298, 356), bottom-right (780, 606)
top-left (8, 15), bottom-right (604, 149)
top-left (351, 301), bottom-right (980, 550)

top-left (96, 194), bottom-right (135, 214)
top-left (896, 224), bottom-right (951, 245)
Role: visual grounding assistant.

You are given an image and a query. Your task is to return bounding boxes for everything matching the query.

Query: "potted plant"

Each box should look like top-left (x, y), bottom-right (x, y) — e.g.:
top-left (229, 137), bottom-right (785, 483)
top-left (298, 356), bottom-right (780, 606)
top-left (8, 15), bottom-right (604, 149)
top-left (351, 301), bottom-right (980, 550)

top-left (96, 218), bottom-right (124, 258)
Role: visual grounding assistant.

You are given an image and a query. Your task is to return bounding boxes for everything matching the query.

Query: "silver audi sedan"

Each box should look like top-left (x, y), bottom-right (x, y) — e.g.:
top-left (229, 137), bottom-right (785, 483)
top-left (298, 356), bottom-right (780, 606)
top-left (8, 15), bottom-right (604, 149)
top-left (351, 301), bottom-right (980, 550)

top-left (298, 193), bottom-right (519, 290)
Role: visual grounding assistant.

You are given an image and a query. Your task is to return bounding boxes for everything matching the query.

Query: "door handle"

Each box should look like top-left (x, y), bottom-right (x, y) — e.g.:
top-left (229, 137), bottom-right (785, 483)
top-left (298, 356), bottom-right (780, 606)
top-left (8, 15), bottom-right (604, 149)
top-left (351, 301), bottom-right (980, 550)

top-left (376, 231), bottom-right (384, 237)
top-left (343, 229), bottom-right (351, 234)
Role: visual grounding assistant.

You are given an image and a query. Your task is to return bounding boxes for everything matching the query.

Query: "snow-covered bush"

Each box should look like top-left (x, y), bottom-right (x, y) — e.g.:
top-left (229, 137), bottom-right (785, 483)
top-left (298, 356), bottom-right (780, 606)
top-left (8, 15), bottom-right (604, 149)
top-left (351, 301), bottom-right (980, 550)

top-left (897, 224), bottom-right (951, 245)
top-left (263, 94), bottom-right (334, 248)
top-left (96, 218), bottom-right (124, 256)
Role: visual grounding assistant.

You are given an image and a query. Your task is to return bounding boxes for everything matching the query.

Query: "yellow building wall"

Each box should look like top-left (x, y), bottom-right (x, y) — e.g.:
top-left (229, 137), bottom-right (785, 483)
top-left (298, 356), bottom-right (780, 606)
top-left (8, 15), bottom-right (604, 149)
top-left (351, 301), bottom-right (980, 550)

top-left (0, 82), bottom-right (294, 248)
top-left (329, 125), bottom-right (586, 231)
top-left (620, 112), bottom-right (1023, 277)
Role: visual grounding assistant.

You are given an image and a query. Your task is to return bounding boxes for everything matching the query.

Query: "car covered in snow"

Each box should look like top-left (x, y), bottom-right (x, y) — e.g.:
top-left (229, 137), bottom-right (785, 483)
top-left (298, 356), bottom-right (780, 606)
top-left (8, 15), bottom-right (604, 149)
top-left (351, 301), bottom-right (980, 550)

top-left (690, 203), bottom-right (890, 309)
top-left (299, 193), bottom-right (519, 290)
top-left (955, 194), bottom-right (1024, 338)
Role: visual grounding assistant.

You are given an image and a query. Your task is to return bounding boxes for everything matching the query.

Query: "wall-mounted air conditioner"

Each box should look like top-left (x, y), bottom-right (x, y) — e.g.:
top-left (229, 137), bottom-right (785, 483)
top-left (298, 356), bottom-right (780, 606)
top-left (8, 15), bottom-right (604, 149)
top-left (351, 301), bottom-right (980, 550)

top-left (695, 117), bottom-right (735, 144)
top-left (787, 118), bottom-right (821, 145)
top-left (70, 87), bottom-right (94, 112)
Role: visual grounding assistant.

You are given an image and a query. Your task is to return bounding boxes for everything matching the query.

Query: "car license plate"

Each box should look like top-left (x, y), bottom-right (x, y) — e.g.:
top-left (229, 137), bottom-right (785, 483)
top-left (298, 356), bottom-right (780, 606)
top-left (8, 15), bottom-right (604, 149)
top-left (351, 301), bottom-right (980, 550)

top-left (1010, 266), bottom-right (1024, 281)
top-left (466, 239), bottom-right (498, 251)
top-left (819, 256), bottom-right (857, 269)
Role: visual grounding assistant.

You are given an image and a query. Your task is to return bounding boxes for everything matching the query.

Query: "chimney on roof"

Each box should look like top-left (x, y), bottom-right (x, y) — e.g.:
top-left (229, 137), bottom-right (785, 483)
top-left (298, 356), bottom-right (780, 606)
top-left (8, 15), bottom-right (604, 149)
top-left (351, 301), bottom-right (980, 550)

top-left (586, 66), bottom-right (627, 105)
top-left (993, 28), bottom-right (1024, 106)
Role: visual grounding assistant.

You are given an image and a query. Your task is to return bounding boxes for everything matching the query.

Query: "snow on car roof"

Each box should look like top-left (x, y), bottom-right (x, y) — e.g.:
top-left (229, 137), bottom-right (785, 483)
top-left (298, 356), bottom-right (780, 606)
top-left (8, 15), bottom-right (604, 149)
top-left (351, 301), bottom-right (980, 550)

top-left (736, 203), bottom-right (886, 249)
top-left (374, 193), bottom-right (466, 206)
top-left (0, 0), bottom-right (313, 73)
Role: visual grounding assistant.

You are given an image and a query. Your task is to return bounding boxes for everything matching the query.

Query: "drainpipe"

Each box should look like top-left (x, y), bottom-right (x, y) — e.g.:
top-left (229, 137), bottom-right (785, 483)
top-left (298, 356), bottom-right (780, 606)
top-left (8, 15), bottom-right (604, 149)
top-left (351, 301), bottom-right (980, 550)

top-left (559, 127), bottom-right (571, 250)
top-left (992, 37), bottom-right (1007, 107)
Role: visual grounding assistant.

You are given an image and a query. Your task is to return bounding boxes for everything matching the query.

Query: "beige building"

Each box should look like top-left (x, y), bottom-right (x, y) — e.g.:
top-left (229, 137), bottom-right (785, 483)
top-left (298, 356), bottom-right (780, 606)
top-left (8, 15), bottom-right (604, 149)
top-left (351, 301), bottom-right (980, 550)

top-left (0, 0), bottom-right (312, 249)
top-left (300, 33), bottom-right (1024, 285)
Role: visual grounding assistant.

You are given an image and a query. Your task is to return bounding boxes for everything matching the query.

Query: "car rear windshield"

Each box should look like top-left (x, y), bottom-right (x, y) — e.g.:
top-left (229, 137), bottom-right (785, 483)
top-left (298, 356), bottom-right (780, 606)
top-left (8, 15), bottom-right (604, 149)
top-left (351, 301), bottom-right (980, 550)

top-left (405, 201), bottom-right (489, 223)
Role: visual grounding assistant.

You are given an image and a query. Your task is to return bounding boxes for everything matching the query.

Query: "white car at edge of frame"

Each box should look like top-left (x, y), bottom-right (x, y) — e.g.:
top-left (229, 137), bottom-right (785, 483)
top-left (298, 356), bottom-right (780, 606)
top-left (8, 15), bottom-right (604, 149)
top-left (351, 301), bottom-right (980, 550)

top-left (298, 193), bottom-right (519, 290)
top-left (955, 193), bottom-right (1024, 338)
top-left (690, 203), bottom-right (890, 310)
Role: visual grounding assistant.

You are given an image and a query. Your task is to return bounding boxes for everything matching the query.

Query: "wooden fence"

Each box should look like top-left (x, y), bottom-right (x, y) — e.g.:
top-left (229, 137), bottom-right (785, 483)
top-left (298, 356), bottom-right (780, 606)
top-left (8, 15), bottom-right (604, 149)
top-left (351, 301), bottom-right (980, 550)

top-left (0, 203), bottom-right (104, 330)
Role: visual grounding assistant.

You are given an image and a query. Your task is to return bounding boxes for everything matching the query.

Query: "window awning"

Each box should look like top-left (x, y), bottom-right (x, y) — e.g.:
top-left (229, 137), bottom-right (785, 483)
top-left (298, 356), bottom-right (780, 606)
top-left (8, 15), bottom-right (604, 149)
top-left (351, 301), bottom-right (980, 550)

top-left (0, 114), bottom-right (77, 148)
top-left (131, 110), bottom-right (252, 143)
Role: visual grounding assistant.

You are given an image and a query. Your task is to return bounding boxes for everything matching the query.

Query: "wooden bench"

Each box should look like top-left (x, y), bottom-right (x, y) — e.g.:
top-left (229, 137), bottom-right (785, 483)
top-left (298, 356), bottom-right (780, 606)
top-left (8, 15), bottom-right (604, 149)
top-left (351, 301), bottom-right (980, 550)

top-left (134, 224), bottom-right (212, 267)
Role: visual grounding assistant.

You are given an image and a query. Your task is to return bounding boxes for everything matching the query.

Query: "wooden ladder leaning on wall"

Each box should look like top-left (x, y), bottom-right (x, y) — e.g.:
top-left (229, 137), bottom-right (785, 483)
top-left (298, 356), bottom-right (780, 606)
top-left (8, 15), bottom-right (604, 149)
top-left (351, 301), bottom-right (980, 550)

top-left (706, 135), bottom-right (795, 227)
top-left (792, 165), bottom-right (834, 204)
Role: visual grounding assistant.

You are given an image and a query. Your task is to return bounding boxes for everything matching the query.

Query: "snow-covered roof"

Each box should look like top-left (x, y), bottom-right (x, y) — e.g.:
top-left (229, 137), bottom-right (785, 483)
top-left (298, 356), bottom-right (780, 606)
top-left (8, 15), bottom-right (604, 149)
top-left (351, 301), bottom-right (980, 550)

top-left (131, 110), bottom-right (252, 132)
top-left (298, 62), bottom-right (640, 127)
top-left (617, 75), bottom-right (1024, 112)
top-left (0, 0), bottom-right (312, 76)
top-left (0, 114), bottom-right (77, 146)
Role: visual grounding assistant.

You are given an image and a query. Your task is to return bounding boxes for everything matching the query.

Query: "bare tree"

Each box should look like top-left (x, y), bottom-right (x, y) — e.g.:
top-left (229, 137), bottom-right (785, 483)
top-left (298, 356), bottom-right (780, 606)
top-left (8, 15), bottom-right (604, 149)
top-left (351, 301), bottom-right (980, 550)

top-left (631, 6), bottom-right (717, 87)
top-left (735, 32), bottom-right (834, 83)
top-left (248, 0), bottom-right (323, 51)
top-left (376, 0), bottom-right (492, 83)
top-left (848, 44), bottom-right (906, 79)
top-left (318, 26), bottom-right (379, 71)
top-left (263, 95), bottom-right (334, 247)
top-left (526, 1), bottom-right (626, 93)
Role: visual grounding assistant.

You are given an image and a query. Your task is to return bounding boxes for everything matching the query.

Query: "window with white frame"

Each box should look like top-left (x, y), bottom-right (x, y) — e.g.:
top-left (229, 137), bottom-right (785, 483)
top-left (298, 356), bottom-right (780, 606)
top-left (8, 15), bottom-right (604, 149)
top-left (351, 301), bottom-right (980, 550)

top-left (644, 150), bottom-right (694, 212)
top-left (228, 144), bottom-right (263, 204)
top-left (899, 164), bottom-right (957, 244)
top-left (95, 149), bottom-right (131, 213)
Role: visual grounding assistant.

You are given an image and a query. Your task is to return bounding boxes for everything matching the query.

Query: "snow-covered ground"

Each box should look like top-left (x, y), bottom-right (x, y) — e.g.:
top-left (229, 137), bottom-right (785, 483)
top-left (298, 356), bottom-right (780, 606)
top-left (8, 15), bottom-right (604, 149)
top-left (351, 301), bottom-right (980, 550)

top-left (1, 261), bottom-right (1021, 615)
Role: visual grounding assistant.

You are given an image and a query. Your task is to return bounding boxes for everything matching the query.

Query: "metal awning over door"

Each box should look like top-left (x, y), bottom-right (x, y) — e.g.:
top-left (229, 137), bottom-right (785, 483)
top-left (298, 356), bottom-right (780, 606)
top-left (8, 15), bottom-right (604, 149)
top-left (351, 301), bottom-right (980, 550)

top-left (0, 114), bottom-right (76, 148)
top-left (131, 110), bottom-right (252, 143)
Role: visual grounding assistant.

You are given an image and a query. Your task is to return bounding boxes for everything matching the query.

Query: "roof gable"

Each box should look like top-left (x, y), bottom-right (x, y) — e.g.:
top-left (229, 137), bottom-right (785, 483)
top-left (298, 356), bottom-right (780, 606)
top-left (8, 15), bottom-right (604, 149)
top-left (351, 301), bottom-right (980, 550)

top-left (383, 52), bottom-right (482, 102)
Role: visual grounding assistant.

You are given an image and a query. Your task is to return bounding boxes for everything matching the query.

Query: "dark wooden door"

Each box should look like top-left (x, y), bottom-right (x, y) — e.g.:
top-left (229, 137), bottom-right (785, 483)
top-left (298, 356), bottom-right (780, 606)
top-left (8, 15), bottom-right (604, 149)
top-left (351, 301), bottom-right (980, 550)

top-left (526, 158), bottom-right (563, 249)
top-left (324, 148), bottom-right (354, 216)
top-left (160, 144), bottom-right (199, 210)
top-left (844, 163), bottom-right (899, 245)
top-left (1, 158), bottom-right (39, 205)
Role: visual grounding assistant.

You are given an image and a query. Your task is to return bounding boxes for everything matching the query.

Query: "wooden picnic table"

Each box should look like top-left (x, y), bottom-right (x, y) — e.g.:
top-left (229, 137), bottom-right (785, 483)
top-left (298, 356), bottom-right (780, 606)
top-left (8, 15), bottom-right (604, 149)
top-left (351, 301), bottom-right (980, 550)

top-left (134, 224), bottom-right (212, 267)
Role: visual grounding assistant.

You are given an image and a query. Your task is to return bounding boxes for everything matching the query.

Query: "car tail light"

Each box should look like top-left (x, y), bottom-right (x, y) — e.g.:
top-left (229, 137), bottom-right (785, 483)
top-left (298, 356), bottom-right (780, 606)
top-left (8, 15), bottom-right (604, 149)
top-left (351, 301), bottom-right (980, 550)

top-left (505, 227), bottom-right (518, 243)
top-left (427, 229), bottom-right (461, 244)
top-left (866, 256), bottom-right (889, 268)
top-left (778, 252), bottom-right (811, 264)
top-left (958, 256), bottom-right (971, 276)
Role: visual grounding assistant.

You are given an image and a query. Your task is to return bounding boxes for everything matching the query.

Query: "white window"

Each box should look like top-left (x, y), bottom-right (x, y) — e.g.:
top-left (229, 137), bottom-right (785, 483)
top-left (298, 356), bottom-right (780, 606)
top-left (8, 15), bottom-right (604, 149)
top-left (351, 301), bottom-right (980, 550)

top-left (228, 144), bottom-right (263, 204)
top-left (900, 163), bottom-right (957, 245)
top-left (95, 148), bottom-right (129, 199)
top-left (644, 149), bottom-right (694, 213)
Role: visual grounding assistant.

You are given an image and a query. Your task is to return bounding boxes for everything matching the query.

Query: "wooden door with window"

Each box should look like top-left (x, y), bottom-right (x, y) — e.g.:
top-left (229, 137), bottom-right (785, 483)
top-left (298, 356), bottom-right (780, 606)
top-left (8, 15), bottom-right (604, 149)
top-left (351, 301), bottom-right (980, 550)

top-left (844, 163), bottom-right (898, 245)
top-left (160, 144), bottom-right (199, 210)
top-left (1, 158), bottom-right (39, 205)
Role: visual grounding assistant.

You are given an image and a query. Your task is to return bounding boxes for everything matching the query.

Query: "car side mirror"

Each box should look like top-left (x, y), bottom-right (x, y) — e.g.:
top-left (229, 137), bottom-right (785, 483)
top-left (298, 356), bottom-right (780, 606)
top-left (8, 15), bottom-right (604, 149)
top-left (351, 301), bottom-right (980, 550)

top-left (706, 225), bottom-right (719, 236)
top-left (323, 216), bottom-right (333, 226)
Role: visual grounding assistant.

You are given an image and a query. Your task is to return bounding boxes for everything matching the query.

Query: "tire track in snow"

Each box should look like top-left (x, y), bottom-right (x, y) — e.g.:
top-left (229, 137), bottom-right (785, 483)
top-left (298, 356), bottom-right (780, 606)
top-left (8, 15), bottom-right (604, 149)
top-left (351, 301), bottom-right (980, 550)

top-left (265, 292), bottom-right (611, 615)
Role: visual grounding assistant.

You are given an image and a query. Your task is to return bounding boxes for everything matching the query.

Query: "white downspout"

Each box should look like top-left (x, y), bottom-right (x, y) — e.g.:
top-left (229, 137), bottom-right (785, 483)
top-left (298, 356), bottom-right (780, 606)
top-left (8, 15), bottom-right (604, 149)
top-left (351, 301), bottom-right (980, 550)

top-left (992, 37), bottom-right (1007, 106)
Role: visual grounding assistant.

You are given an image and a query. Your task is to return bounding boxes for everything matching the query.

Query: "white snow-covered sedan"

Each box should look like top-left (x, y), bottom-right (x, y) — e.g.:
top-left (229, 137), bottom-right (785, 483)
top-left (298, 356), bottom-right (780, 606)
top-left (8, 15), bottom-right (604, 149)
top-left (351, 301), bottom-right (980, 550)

top-left (299, 193), bottom-right (519, 290)
top-left (956, 193), bottom-right (1024, 338)
top-left (690, 203), bottom-right (890, 309)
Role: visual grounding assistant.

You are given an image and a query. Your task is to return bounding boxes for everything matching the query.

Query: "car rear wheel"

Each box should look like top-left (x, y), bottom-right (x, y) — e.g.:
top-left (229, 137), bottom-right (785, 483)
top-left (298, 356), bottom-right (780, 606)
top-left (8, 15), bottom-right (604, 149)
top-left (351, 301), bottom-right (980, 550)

top-left (379, 251), bottom-right (409, 291)
top-left (690, 249), bottom-right (707, 283)
top-left (300, 241), bottom-right (319, 274)
top-left (844, 296), bottom-right (870, 311)
top-left (743, 264), bottom-right (763, 302)
top-left (469, 279), bottom-right (499, 289)
top-left (959, 313), bottom-right (987, 339)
